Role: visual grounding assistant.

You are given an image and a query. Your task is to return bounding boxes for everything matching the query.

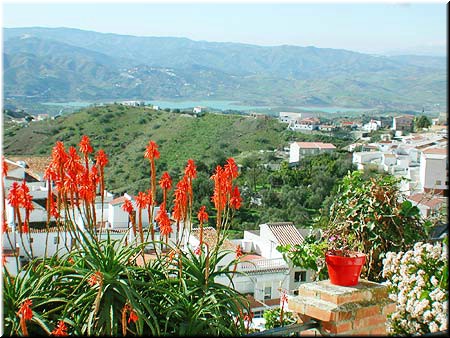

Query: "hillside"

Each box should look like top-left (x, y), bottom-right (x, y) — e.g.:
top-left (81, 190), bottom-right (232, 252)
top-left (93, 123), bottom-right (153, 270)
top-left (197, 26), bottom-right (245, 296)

top-left (3, 105), bottom-right (291, 194)
top-left (3, 27), bottom-right (446, 111)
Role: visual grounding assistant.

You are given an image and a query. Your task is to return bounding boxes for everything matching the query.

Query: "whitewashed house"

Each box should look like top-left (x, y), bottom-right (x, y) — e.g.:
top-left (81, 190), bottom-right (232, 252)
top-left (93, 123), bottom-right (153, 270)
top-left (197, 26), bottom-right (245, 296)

top-left (289, 142), bottom-right (336, 164)
top-left (362, 119), bottom-right (381, 132)
top-left (419, 147), bottom-right (448, 195)
top-left (279, 112), bottom-right (302, 123)
top-left (288, 117), bottom-right (320, 132)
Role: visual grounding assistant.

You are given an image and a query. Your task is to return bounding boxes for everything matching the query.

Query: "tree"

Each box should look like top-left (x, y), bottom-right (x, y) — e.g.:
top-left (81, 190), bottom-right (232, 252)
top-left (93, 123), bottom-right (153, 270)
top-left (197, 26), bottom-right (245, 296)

top-left (414, 115), bottom-right (432, 131)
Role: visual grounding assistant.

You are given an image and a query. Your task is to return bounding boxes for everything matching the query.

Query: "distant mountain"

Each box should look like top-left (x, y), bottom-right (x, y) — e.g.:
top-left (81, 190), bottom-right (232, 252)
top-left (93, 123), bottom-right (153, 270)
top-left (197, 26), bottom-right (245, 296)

top-left (3, 27), bottom-right (447, 110)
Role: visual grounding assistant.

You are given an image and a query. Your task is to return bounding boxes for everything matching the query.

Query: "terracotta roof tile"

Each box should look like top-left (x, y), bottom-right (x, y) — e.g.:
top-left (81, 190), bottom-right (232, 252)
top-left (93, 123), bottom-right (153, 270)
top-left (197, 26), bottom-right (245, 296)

top-left (8, 156), bottom-right (51, 175)
top-left (266, 222), bottom-right (304, 246)
top-left (191, 226), bottom-right (236, 251)
top-left (407, 193), bottom-right (446, 209)
top-left (422, 147), bottom-right (447, 155)
top-left (110, 195), bottom-right (135, 205)
top-left (295, 142), bottom-right (336, 149)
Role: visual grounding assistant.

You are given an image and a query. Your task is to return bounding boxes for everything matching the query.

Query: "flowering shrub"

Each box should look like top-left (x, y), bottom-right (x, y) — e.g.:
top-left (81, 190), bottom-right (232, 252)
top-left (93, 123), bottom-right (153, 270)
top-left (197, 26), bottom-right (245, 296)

top-left (2, 136), bottom-right (250, 336)
top-left (382, 238), bottom-right (448, 335)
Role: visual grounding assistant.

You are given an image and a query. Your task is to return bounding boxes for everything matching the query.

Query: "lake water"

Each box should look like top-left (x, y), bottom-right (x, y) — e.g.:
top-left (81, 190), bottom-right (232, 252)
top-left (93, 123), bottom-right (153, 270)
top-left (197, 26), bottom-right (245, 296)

top-left (42, 100), bottom-right (370, 113)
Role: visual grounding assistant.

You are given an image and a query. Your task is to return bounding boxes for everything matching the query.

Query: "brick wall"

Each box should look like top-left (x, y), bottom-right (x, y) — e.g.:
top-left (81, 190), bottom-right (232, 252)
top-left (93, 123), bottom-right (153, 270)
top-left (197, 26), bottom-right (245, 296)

top-left (289, 280), bottom-right (395, 336)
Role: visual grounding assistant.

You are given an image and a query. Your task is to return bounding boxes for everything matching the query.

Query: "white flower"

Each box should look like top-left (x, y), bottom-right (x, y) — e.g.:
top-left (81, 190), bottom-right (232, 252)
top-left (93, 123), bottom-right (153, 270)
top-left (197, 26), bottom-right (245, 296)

top-left (423, 310), bottom-right (433, 321)
top-left (428, 321), bottom-right (439, 333)
top-left (430, 276), bottom-right (439, 287)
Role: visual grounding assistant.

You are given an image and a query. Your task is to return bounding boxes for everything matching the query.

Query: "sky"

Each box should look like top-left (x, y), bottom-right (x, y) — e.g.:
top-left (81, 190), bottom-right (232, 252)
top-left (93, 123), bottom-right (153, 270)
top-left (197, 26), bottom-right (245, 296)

top-left (1, 1), bottom-right (447, 55)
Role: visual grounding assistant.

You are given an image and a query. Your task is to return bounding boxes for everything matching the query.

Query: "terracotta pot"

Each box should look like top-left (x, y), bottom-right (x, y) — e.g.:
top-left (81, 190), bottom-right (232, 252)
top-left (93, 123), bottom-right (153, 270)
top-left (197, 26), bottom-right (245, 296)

top-left (325, 251), bottom-right (366, 286)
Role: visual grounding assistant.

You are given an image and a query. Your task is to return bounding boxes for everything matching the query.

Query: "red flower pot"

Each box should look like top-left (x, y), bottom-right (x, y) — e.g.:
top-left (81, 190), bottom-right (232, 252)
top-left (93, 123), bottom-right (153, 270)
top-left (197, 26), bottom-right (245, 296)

top-left (325, 251), bottom-right (366, 286)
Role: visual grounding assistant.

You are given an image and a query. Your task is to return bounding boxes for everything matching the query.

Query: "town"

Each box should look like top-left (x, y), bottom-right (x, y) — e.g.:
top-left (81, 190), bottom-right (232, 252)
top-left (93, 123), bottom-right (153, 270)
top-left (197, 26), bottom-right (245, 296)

top-left (3, 106), bottom-right (447, 333)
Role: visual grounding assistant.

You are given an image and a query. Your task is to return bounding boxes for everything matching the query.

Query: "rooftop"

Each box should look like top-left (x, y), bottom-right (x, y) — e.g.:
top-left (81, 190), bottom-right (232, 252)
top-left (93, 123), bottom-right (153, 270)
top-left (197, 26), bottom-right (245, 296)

top-left (191, 226), bottom-right (236, 251)
top-left (294, 142), bottom-right (336, 150)
top-left (266, 222), bottom-right (305, 246)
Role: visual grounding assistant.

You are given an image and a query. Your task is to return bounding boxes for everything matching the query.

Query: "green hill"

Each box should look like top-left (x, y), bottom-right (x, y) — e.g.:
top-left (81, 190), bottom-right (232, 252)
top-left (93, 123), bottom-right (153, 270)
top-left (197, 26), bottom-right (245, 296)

top-left (3, 104), bottom-right (290, 194)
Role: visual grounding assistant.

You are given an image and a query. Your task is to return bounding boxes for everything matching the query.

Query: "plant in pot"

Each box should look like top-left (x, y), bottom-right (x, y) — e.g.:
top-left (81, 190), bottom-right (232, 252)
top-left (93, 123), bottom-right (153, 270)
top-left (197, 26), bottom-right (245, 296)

top-left (277, 229), bottom-right (366, 287)
top-left (321, 230), bottom-right (366, 287)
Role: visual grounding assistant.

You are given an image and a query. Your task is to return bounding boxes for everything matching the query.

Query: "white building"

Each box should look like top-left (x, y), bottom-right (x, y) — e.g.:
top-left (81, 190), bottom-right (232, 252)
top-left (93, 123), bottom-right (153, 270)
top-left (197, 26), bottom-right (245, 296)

top-left (288, 118), bottom-right (320, 132)
top-left (193, 106), bottom-right (204, 114)
top-left (121, 100), bottom-right (145, 107)
top-left (279, 112), bottom-right (302, 123)
top-left (362, 119), bottom-right (381, 132)
top-left (419, 147), bottom-right (448, 195)
top-left (289, 142), bottom-right (336, 164)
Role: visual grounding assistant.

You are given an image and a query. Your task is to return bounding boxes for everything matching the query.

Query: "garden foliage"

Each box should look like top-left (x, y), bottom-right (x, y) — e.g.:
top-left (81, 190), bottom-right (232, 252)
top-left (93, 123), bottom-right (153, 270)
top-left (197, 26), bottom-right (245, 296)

top-left (2, 136), bottom-right (250, 336)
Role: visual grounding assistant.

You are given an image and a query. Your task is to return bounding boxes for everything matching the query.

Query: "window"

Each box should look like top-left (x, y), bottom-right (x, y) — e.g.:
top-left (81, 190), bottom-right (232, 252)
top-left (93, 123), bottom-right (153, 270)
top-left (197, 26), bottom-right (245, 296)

top-left (264, 286), bottom-right (271, 300)
top-left (436, 180), bottom-right (442, 185)
top-left (294, 271), bottom-right (307, 282)
top-left (53, 237), bottom-right (59, 245)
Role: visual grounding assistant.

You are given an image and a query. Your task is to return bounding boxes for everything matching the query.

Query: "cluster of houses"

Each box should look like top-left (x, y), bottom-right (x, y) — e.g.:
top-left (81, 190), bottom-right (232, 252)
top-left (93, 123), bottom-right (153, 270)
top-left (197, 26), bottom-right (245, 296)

top-left (280, 111), bottom-right (447, 136)
top-left (351, 131), bottom-right (448, 218)
top-left (285, 110), bottom-right (448, 220)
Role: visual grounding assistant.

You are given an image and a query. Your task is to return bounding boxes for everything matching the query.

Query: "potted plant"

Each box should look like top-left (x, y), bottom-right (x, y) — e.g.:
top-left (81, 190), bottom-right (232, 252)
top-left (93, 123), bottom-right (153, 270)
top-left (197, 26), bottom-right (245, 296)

top-left (322, 232), bottom-right (366, 286)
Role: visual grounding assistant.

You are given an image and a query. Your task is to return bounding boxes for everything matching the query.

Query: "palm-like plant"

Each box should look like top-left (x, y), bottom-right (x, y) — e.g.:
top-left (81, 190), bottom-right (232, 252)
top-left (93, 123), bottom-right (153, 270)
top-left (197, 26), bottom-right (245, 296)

top-left (50, 233), bottom-right (161, 336)
top-left (2, 257), bottom-right (68, 335)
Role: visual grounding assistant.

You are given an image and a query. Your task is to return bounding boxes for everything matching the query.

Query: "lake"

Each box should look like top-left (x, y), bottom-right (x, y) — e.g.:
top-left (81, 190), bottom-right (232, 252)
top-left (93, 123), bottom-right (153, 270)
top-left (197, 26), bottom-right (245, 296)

top-left (42, 100), bottom-right (370, 114)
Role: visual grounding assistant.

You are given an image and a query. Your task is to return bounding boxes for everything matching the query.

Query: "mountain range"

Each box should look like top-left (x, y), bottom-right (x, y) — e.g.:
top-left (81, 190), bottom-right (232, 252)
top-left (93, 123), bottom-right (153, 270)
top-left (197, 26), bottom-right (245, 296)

top-left (3, 27), bottom-right (447, 111)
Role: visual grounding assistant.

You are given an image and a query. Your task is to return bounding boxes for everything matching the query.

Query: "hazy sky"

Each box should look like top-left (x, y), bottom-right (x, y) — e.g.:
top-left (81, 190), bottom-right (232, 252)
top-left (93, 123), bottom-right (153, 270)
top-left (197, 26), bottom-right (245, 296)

top-left (2, 1), bottom-right (447, 55)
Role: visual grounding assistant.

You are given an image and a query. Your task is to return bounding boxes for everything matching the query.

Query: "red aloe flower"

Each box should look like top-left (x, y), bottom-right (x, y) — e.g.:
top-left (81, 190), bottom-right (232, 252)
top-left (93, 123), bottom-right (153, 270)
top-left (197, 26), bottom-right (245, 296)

top-left (2, 219), bottom-right (9, 233)
top-left (156, 203), bottom-right (172, 240)
top-left (51, 320), bottom-right (68, 336)
top-left (224, 157), bottom-right (239, 179)
top-left (159, 171), bottom-right (172, 205)
top-left (229, 186), bottom-right (242, 210)
top-left (159, 172), bottom-right (172, 191)
top-left (87, 271), bottom-right (103, 287)
top-left (173, 177), bottom-right (188, 223)
top-left (144, 189), bottom-right (153, 207)
top-left (135, 191), bottom-right (148, 243)
top-left (135, 192), bottom-right (148, 210)
top-left (128, 308), bottom-right (138, 324)
top-left (78, 135), bottom-right (93, 155)
top-left (194, 246), bottom-right (202, 256)
top-left (7, 182), bottom-right (21, 208)
top-left (197, 206), bottom-right (209, 223)
top-left (235, 244), bottom-right (243, 259)
top-left (2, 156), bottom-right (8, 177)
top-left (184, 159), bottom-right (197, 179)
top-left (281, 291), bottom-right (288, 306)
top-left (144, 140), bottom-right (160, 199)
top-left (22, 221), bottom-right (29, 234)
top-left (18, 299), bottom-right (33, 321)
top-left (51, 141), bottom-right (68, 167)
top-left (122, 199), bottom-right (134, 214)
top-left (144, 140), bottom-right (160, 161)
top-left (95, 149), bottom-right (108, 168)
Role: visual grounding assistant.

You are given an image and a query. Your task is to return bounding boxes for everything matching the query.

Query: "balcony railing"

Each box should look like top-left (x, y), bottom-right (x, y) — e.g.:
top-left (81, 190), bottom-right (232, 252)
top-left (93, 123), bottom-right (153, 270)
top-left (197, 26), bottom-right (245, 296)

top-left (245, 321), bottom-right (320, 336)
top-left (238, 258), bottom-right (288, 273)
